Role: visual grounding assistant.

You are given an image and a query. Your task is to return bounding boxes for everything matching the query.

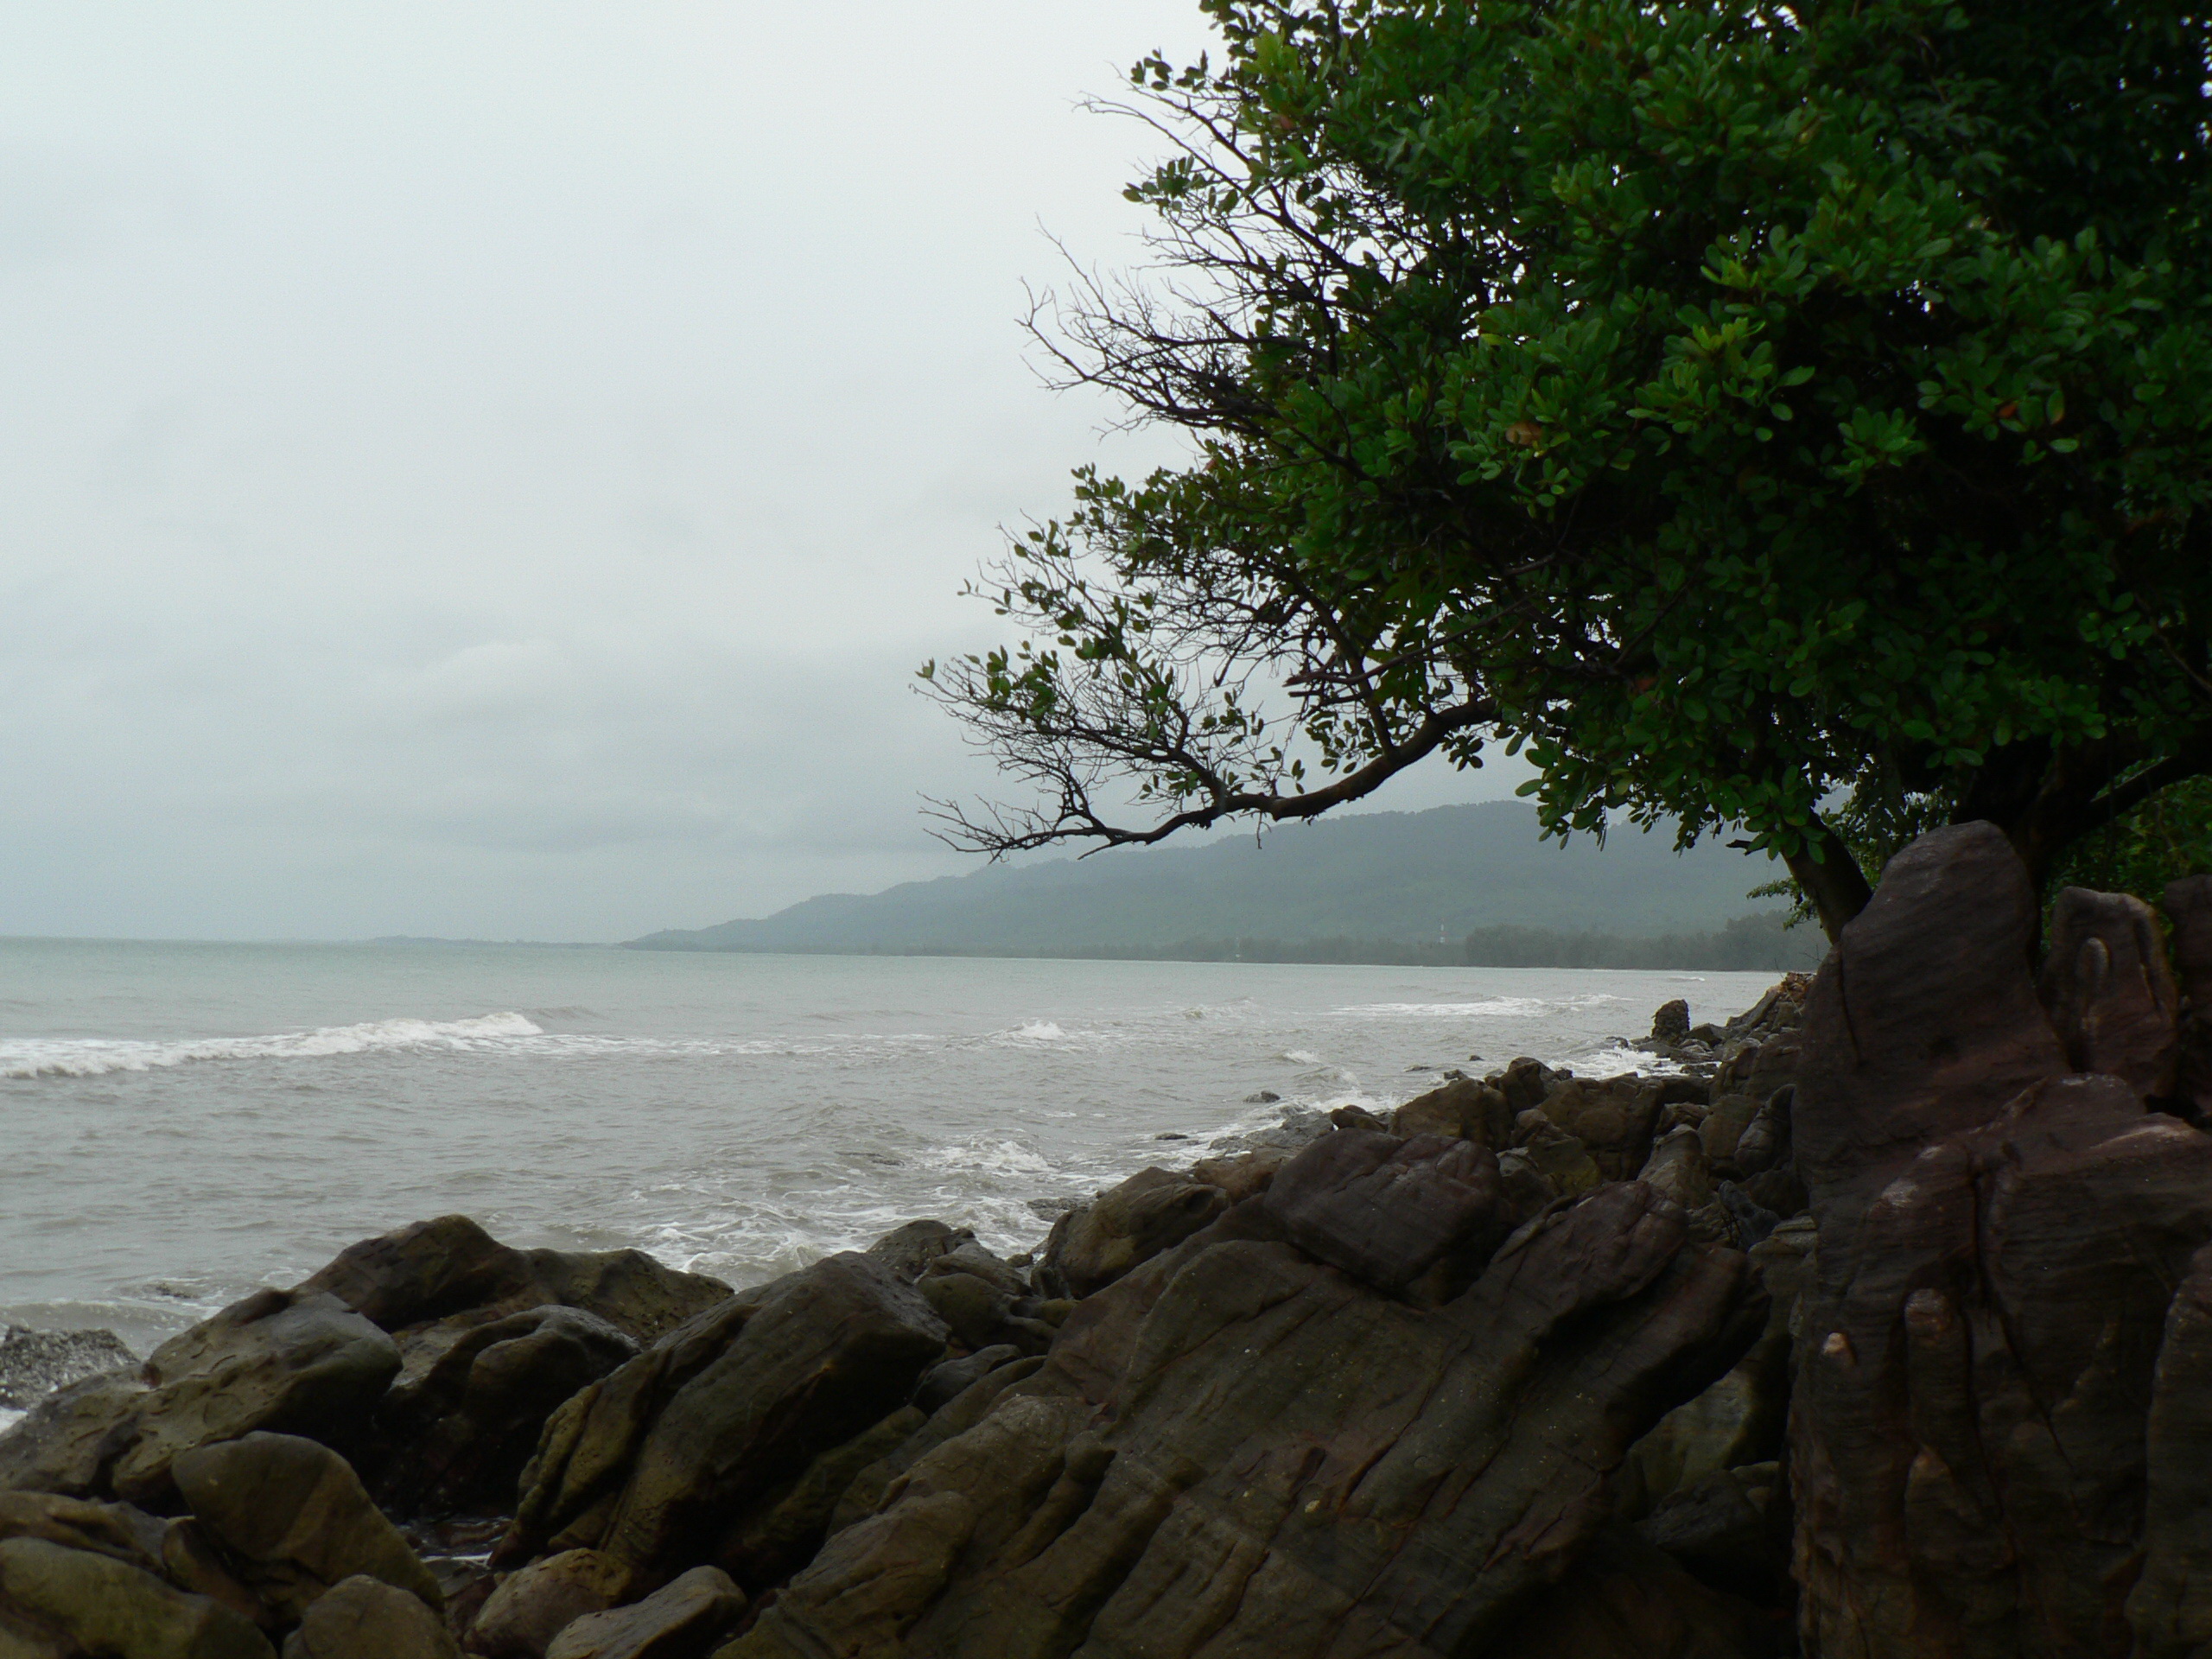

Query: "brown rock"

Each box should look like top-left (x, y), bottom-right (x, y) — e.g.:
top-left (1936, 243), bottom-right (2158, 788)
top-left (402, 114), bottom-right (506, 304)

top-left (172, 1433), bottom-right (442, 1622)
top-left (502, 1253), bottom-right (945, 1593)
top-left (302, 1217), bottom-right (729, 1349)
top-left (1789, 826), bottom-right (2212, 1656)
top-left (374, 1307), bottom-right (638, 1516)
top-left (543, 1566), bottom-right (742, 1659)
top-left (1033, 1168), bottom-right (1227, 1300)
top-left (722, 1178), bottom-right (1760, 1659)
top-left (1390, 1076), bottom-right (1514, 1147)
top-left (1187, 1147), bottom-right (1287, 1204)
top-left (467, 1549), bottom-right (627, 1659)
top-left (0, 1291), bottom-right (400, 1507)
top-left (281, 1574), bottom-right (458, 1659)
top-left (2039, 885), bottom-right (2181, 1096)
top-left (0, 1535), bottom-right (274, 1659)
top-left (1261, 1128), bottom-right (1505, 1294)
top-left (0, 1491), bottom-right (167, 1574)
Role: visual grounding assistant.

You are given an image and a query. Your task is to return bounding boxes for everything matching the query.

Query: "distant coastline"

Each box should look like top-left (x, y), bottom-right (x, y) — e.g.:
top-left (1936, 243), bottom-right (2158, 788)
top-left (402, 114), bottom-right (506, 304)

top-left (625, 910), bottom-right (1819, 973)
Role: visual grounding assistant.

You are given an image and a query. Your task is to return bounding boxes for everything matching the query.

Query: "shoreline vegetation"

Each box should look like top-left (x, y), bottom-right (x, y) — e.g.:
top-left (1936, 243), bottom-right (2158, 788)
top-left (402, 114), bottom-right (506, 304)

top-left (625, 907), bottom-right (1819, 972)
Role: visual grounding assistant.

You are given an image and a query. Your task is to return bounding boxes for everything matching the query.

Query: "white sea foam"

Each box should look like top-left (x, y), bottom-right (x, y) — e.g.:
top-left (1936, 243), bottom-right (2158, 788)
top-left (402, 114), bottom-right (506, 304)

top-left (0, 1012), bottom-right (545, 1078)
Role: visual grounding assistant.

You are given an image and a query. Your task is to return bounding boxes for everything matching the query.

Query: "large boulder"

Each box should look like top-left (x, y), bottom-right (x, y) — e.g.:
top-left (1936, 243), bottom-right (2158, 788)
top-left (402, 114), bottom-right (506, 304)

top-left (467, 1548), bottom-right (627, 1658)
top-left (2038, 885), bottom-right (2181, 1097)
top-left (543, 1567), bottom-right (743, 1659)
top-left (1389, 1076), bottom-right (1513, 1147)
top-left (501, 1253), bottom-right (946, 1594)
top-left (0, 1292), bottom-right (400, 1506)
top-left (302, 1218), bottom-right (728, 1349)
top-left (279, 1574), bottom-right (459, 1659)
top-left (0, 1535), bottom-right (275, 1659)
top-left (372, 1307), bottom-right (638, 1516)
top-left (722, 1172), bottom-right (1760, 1659)
top-left (1789, 824), bottom-right (2212, 1656)
top-left (1032, 1169), bottom-right (1228, 1300)
top-left (1260, 1128), bottom-right (1505, 1296)
top-left (170, 1433), bottom-right (441, 1623)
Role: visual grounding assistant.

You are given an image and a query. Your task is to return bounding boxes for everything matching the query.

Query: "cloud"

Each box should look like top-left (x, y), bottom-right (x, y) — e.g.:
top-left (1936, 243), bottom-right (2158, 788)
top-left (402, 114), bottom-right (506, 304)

top-left (0, 1), bottom-right (1522, 942)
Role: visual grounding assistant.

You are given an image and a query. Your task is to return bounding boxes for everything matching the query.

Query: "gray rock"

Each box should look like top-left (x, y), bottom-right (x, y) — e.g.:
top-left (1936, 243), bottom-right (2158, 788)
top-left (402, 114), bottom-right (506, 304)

top-left (0, 1289), bottom-right (401, 1507)
top-left (0, 1329), bottom-right (135, 1411)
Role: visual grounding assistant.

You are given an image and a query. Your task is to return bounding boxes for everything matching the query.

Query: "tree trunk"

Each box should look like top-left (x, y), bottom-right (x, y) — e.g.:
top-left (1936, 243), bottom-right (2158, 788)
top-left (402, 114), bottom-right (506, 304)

top-left (1787, 816), bottom-right (1877, 944)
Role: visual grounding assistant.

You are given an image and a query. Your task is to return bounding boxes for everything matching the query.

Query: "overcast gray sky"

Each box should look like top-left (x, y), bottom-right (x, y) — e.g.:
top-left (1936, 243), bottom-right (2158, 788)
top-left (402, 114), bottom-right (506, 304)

top-left (0, 2), bottom-right (1520, 941)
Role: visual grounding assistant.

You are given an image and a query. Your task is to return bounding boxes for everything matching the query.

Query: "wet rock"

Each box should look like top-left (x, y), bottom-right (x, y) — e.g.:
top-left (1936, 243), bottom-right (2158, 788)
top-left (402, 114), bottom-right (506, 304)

top-left (862, 1222), bottom-right (974, 1286)
top-left (0, 1535), bottom-right (275, 1659)
top-left (1492, 1147), bottom-right (1557, 1220)
top-left (1390, 1075), bottom-right (1511, 1147)
top-left (1697, 1094), bottom-right (1760, 1172)
top-left (723, 1178), bottom-right (1760, 1659)
top-left (302, 1217), bottom-right (729, 1351)
top-left (0, 1290), bottom-right (400, 1506)
top-left (0, 1491), bottom-right (168, 1578)
top-left (1728, 1089), bottom-right (1791, 1179)
top-left (1186, 1147), bottom-right (1287, 1204)
top-left (911, 1346), bottom-right (1020, 1414)
top-left (172, 1433), bottom-right (442, 1622)
top-left (1497, 1055), bottom-right (1557, 1113)
top-left (1651, 999), bottom-right (1692, 1045)
top-left (1325, 1103), bottom-right (1390, 1133)
top-left (823, 1356), bottom-right (1045, 1539)
top-left (1789, 823), bottom-right (2212, 1656)
top-left (1493, 1526), bottom-right (1779, 1659)
top-left (543, 1566), bottom-right (742, 1659)
top-left (713, 1406), bottom-right (925, 1593)
top-left (467, 1549), bottom-right (627, 1659)
top-left (0, 1330), bottom-right (135, 1412)
top-left (1032, 1168), bottom-right (1227, 1300)
top-left (1261, 1128), bottom-right (1505, 1295)
top-left (2039, 885), bottom-right (2181, 1096)
top-left (281, 1574), bottom-right (458, 1659)
top-left (374, 1308), bottom-right (638, 1516)
top-left (502, 1252), bottom-right (945, 1592)
top-left (1516, 1116), bottom-right (1601, 1197)
top-left (1637, 1127), bottom-right (1712, 1211)
top-left (1535, 1077), bottom-right (1662, 1181)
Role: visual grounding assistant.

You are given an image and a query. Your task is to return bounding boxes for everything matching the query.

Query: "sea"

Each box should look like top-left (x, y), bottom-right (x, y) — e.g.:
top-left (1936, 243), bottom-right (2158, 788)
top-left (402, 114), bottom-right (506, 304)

top-left (0, 938), bottom-right (1776, 1412)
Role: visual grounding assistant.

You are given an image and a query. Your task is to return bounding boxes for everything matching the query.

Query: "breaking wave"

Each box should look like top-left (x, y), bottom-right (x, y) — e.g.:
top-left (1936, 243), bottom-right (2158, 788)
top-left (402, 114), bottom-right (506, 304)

top-left (0, 1012), bottom-right (545, 1079)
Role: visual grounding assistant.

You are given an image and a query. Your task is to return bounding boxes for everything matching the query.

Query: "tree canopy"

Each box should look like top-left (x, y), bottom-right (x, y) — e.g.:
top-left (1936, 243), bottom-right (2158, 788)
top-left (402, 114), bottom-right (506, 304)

top-left (921, 0), bottom-right (2212, 938)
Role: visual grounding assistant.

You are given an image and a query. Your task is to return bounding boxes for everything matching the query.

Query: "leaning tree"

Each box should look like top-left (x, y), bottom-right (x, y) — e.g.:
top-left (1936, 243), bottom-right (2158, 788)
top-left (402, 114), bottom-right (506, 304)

top-left (922, 0), bottom-right (2212, 939)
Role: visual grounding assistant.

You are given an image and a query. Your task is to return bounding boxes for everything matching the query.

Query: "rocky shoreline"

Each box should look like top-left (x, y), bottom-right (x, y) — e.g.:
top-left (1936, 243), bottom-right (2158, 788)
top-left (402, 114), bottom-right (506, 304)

top-left (1, 823), bottom-right (2207, 1656)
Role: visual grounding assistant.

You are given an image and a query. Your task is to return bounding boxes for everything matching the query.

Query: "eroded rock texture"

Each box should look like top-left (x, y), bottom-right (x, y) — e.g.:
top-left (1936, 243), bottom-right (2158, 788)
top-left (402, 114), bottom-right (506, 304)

top-left (1790, 823), bottom-right (2212, 1658)
top-left (722, 1137), bottom-right (1760, 1659)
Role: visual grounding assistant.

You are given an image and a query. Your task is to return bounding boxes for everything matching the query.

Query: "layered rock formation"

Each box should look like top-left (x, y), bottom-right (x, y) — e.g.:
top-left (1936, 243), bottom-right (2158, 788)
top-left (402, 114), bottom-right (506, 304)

top-left (3, 827), bottom-right (2207, 1657)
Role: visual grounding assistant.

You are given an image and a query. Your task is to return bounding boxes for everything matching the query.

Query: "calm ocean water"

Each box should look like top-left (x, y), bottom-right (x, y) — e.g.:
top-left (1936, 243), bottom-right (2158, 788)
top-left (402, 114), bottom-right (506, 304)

top-left (0, 938), bottom-right (1776, 1359)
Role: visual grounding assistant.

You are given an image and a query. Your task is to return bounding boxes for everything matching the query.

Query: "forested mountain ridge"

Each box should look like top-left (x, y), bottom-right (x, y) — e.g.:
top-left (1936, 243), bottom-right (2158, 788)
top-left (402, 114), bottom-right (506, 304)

top-left (627, 803), bottom-right (1807, 963)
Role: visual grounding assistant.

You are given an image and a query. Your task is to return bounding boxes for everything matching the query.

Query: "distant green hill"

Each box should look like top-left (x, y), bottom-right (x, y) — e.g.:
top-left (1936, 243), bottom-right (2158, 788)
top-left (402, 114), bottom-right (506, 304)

top-left (626, 802), bottom-right (1821, 968)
